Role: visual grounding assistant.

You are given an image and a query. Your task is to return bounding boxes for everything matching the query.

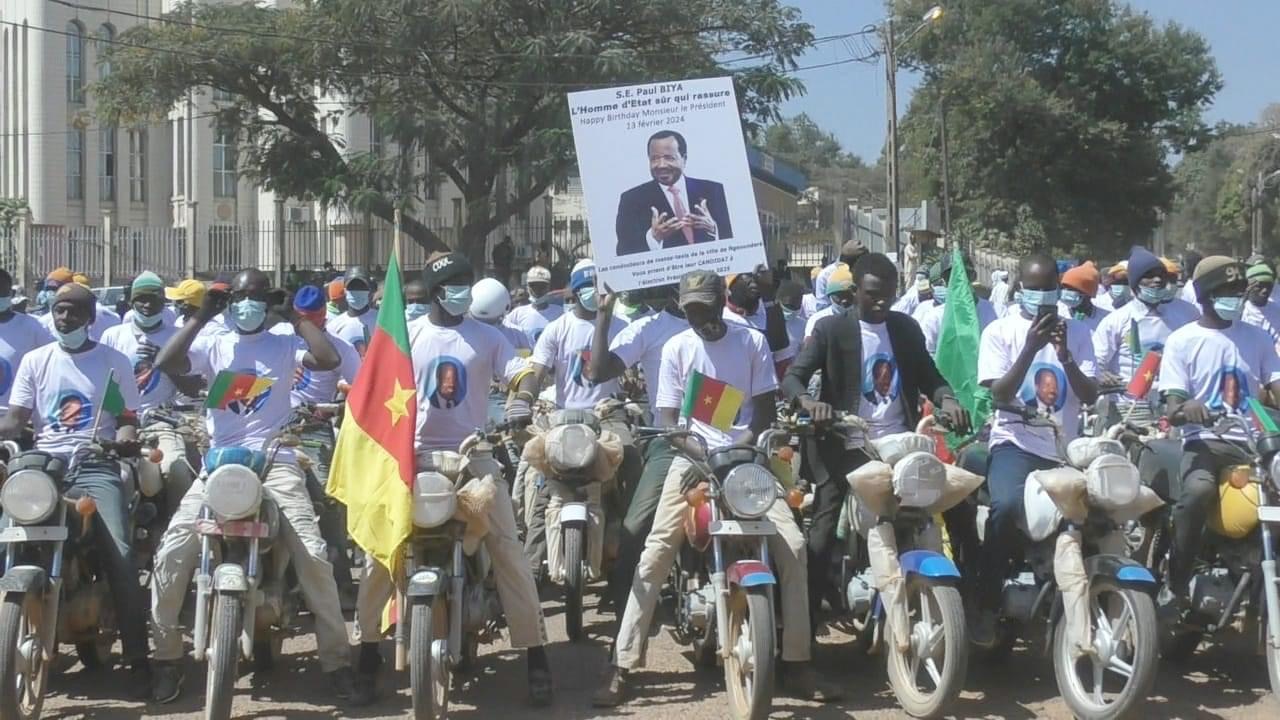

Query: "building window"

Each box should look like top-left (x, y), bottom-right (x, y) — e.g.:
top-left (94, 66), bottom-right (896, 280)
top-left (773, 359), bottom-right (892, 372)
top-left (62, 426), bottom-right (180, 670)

top-left (99, 127), bottom-right (116, 201)
top-left (67, 128), bottom-right (84, 200)
top-left (213, 129), bottom-right (237, 198)
top-left (66, 22), bottom-right (85, 104)
top-left (128, 129), bottom-right (146, 202)
top-left (96, 24), bottom-right (114, 80)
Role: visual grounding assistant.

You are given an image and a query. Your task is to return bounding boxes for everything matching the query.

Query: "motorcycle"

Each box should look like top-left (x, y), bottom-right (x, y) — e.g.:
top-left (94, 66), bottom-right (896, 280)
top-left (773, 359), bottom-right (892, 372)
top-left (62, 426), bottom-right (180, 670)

top-left (656, 425), bottom-right (804, 720)
top-left (399, 425), bottom-right (510, 720)
top-left (1144, 413), bottom-right (1280, 697)
top-left (981, 402), bottom-right (1161, 720)
top-left (0, 437), bottom-right (161, 720)
top-left (190, 437), bottom-right (297, 720)
top-left (837, 414), bottom-right (976, 719)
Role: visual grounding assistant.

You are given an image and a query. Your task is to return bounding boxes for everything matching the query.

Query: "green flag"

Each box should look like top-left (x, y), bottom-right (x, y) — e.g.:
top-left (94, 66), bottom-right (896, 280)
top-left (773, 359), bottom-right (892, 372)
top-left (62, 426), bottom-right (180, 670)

top-left (101, 369), bottom-right (126, 417)
top-left (934, 248), bottom-right (991, 448)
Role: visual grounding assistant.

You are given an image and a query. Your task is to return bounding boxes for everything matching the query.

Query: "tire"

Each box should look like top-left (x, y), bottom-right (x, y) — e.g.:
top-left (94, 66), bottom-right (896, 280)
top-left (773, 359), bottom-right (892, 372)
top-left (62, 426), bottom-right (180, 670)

top-left (885, 580), bottom-right (969, 718)
top-left (1053, 579), bottom-right (1158, 720)
top-left (0, 593), bottom-right (48, 720)
top-left (724, 587), bottom-right (776, 720)
top-left (410, 598), bottom-right (448, 720)
top-left (564, 524), bottom-right (585, 642)
top-left (205, 594), bottom-right (243, 720)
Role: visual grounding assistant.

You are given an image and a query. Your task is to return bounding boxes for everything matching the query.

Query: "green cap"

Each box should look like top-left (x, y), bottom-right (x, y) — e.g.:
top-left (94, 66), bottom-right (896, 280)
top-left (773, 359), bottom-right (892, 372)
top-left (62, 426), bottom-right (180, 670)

top-left (131, 271), bottom-right (165, 295)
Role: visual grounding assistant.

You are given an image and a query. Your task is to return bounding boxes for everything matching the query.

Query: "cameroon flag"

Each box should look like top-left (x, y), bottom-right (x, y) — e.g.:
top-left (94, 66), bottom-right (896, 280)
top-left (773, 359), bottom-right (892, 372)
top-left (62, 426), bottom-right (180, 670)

top-left (681, 371), bottom-right (745, 431)
top-left (327, 253), bottom-right (418, 575)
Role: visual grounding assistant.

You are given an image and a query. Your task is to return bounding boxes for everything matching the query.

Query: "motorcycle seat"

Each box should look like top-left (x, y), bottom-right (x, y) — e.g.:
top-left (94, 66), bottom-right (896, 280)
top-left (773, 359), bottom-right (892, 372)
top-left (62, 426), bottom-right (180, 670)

top-left (203, 447), bottom-right (268, 475)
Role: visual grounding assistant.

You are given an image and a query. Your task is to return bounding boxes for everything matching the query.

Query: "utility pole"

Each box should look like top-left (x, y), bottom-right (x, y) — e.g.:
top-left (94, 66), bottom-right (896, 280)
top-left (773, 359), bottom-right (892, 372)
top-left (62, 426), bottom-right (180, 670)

top-left (1255, 171), bottom-right (1263, 256)
top-left (939, 90), bottom-right (952, 242)
top-left (884, 17), bottom-right (901, 280)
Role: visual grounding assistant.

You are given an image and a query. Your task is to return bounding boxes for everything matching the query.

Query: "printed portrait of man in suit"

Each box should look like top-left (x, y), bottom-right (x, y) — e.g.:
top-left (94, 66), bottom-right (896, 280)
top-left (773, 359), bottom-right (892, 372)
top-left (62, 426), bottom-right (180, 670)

top-left (614, 129), bottom-right (733, 256)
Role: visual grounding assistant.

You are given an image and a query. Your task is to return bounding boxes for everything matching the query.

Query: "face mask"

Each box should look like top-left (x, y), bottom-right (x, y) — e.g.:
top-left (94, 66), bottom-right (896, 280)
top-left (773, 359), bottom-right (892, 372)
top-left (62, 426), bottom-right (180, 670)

top-left (405, 303), bottom-right (430, 321)
top-left (134, 309), bottom-right (163, 330)
top-left (57, 325), bottom-right (89, 350)
top-left (932, 285), bottom-right (949, 304)
top-left (782, 306), bottom-right (799, 320)
top-left (577, 287), bottom-right (599, 312)
top-left (346, 290), bottom-right (370, 311)
top-left (0, 298), bottom-right (11, 313)
top-left (230, 299), bottom-right (268, 332)
top-left (1109, 285), bottom-right (1131, 302)
top-left (1059, 289), bottom-right (1084, 309)
top-left (1136, 286), bottom-right (1165, 306)
top-left (1213, 295), bottom-right (1245, 322)
top-left (530, 290), bottom-right (551, 308)
top-left (1160, 285), bottom-right (1179, 303)
top-left (439, 285), bottom-right (472, 316)
top-left (1019, 288), bottom-right (1059, 316)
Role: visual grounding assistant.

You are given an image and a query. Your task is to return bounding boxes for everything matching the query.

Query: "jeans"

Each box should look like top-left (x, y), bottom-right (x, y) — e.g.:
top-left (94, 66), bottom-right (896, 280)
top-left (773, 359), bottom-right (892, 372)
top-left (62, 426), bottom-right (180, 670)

top-left (608, 439), bottom-right (675, 612)
top-left (977, 442), bottom-right (1060, 610)
top-left (297, 420), bottom-right (352, 590)
top-left (803, 438), bottom-right (869, 626)
top-left (1169, 439), bottom-right (1250, 593)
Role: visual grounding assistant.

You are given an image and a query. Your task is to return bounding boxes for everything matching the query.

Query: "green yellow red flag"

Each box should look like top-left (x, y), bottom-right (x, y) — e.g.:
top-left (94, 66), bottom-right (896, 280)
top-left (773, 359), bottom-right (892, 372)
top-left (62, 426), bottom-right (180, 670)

top-left (680, 371), bottom-right (745, 431)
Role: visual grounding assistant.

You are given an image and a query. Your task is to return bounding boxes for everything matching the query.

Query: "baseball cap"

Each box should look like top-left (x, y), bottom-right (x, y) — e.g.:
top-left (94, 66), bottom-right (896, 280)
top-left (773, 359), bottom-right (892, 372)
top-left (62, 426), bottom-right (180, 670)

top-left (131, 271), bottom-right (165, 296)
top-left (526, 265), bottom-right (551, 284)
top-left (422, 252), bottom-right (474, 293)
top-left (826, 266), bottom-right (854, 296)
top-left (165, 279), bottom-right (206, 307)
top-left (678, 270), bottom-right (725, 308)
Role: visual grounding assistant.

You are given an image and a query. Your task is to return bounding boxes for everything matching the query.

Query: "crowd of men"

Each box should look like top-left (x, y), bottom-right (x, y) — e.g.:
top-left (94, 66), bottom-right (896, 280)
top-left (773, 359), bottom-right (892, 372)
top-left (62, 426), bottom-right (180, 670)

top-left (0, 240), bottom-right (1275, 710)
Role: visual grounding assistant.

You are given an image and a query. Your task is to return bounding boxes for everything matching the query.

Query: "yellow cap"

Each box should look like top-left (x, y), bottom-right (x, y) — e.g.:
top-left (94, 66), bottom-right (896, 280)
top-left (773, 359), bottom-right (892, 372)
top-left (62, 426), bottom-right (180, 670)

top-left (826, 266), bottom-right (854, 296)
top-left (72, 273), bottom-right (91, 288)
top-left (165, 279), bottom-right (206, 308)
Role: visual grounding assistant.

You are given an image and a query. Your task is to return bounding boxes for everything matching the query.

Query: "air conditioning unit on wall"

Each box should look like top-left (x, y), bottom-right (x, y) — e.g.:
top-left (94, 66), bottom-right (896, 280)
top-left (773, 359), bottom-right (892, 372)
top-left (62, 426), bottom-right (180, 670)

top-left (288, 206), bottom-right (310, 224)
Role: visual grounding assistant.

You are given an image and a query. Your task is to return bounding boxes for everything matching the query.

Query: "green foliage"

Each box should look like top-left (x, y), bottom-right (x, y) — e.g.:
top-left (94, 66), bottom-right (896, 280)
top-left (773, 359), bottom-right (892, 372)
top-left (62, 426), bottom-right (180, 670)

top-left (759, 113), bottom-right (884, 205)
top-left (892, 0), bottom-right (1221, 256)
top-left (95, 0), bottom-right (812, 256)
top-left (0, 198), bottom-right (28, 236)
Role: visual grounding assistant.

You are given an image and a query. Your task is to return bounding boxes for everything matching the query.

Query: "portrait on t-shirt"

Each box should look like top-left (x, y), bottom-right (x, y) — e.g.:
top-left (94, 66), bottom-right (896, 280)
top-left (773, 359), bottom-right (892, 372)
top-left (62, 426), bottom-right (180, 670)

top-left (427, 357), bottom-right (468, 410)
top-left (570, 347), bottom-right (593, 388)
top-left (135, 356), bottom-right (160, 395)
top-left (1020, 362), bottom-right (1067, 415)
top-left (226, 367), bottom-right (273, 416)
top-left (862, 353), bottom-right (900, 406)
top-left (50, 390), bottom-right (94, 433)
top-left (1209, 367), bottom-right (1251, 412)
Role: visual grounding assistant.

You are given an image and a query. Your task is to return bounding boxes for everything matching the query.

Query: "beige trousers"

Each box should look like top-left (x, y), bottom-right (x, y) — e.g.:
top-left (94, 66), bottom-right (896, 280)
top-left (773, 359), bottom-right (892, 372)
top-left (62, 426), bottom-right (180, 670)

top-left (613, 456), bottom-right (811, 669)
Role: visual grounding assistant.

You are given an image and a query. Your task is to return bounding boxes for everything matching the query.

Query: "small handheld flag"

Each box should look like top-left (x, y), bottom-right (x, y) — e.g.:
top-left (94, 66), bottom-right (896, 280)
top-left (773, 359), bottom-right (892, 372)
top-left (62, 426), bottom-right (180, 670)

top-left (1125, 351), bottom-right (1162, 400)
top-left (680, 371), bottom-right (745, 432)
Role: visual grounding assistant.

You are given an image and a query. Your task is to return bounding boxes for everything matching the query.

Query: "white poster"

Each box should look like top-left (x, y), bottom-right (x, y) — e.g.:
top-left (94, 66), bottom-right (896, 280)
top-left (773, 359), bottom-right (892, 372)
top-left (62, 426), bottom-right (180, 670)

top-left (567, 76), bottom-right (766, 292)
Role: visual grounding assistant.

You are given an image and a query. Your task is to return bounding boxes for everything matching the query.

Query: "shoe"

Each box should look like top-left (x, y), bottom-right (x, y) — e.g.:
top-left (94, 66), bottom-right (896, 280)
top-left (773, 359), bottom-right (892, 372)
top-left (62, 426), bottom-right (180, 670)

top-left (128, 661), bottom-right (152, 700)
top-left (528, 666), bottom-right (553, 707)
top-left (591, 666), bottom-right (628, 707)
top-left (780, 662), bottom-right (843, 702)
top-left (329, 667), bottom-right (358, 703)
top-left (151, 661), bottom-right (184, 704)
top-left (969, 607), bottom-right (998, 648)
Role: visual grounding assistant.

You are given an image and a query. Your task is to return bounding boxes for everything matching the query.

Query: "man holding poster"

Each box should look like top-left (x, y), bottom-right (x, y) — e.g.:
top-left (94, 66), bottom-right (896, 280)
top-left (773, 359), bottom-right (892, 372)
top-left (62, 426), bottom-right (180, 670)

top-left (615, 129), bottom-right (732, 255)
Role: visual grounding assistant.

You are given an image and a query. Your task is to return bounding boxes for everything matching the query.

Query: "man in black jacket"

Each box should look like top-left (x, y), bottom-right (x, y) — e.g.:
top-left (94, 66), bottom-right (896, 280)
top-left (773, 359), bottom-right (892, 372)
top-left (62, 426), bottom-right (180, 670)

top-left (781, 253), bottom-right (970, 627)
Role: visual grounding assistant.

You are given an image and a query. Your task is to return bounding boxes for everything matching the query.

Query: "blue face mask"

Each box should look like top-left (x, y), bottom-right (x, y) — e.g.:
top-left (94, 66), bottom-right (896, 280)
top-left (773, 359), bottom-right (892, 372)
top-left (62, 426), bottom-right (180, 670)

top-left (577, 287), bottom-right (598, 312)
top-left (57, 325), bottom-right (89, 350)
top-left (346, 290), bottom-right (370, 311)
top-left (932, 285), bottom-right (949, 304)
top-left (1059, 289), bottom-right (1084, 309)
top-left (230, 299), bottom-right (268, 332)
top-left (134, 309), bottom-right (163, 330)
top-left (405, 303), bottom-right (430, 321)
top-left (1213, 295), bottom-right (1245, 322)
top-left (439, 285), bottom-right (472, 316)
top-left (1136, 285), bottom-right (1165, 306)
top-left (1020, 288), bottom-right (1060, 316)
top-left (1109, 285), bottom-right (1132, 302)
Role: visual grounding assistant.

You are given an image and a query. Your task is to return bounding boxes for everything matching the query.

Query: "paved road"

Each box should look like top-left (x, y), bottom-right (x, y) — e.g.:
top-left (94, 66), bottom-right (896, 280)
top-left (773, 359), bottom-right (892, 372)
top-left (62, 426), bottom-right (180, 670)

top-left (41, 587), bottom-right (1280, 719)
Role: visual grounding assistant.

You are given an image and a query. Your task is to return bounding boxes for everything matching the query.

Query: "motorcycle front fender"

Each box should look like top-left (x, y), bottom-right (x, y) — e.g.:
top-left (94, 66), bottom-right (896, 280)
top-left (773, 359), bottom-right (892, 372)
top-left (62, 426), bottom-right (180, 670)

top-left (213, 563), bottom-right (249, 593)
top-left (0, 566), bottom-right (47, 593)
top-left (1084, 553), bottom-right (1155, 590)
top-left (900, 549), bottom-right (961, 584)
top-left (559, 501), bottom-right (589, 527)
top-left (726, 559), bottom-right (775, 588)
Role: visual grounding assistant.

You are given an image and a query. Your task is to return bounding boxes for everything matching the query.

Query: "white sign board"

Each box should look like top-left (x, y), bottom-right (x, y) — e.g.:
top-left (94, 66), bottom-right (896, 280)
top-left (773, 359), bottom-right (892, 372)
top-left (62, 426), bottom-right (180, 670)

top-left (567, 77), bottom-right (766, 292)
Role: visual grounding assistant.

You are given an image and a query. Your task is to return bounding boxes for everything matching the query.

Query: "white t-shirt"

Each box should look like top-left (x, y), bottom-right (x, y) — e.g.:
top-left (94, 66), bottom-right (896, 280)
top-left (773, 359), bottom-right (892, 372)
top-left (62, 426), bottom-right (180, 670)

top-left (1243, 300), bottom-right (1280, 346)
top-left (918, 299), bottom-right (999, 354)
top-left (505, 303), bottom-right (564, 347)
top-left (723, 304), bottom-right (791, 363)
top-left (99, 322), bottom-right (180, 412)
top-left (656, 323), bottom-right (777, 451)
top-left (1160, 322), bottom-right (1280, 443)
top-left (979, 312), bottom-right (1097, 461)
top-left (531, 311), bottom-right (626, 410)
top-left (1056, 302), bottom-right (1111, 335)
top-left (40, 304), bottom-right (120, 342)
top-left (891, 291), bottom-right (923, 316)
top-left (813, 261), bottom-right (842, 302)
top-left (911, 298), bottom-right (937, 326)
top-left (410, 317), bottom-right (522, 451)
top-left (0, 313), bottom-right (53, 411)
top-left (608, 310), bottom-right (688, 410)
top-left (1180, 282), bottom-right (1198, 305)
top-left (1092, 298), bottom-right (1199, 384)
top-left (782, 311), bottom-right (807, 356)
top-left (489, 321), bottom-right (532, 358)
top-left (328, 311), bottom-right (376, 356)
top-left (188, 330), bottom-right (305, 456)
top-left (291, 331), bottom-right (360, 406)
top-left (10, 342), bottom-right (141, 460)
top-left (857, 320), bottom-right (909, 439)
top-left (801, 293), bottom-right (819, 319)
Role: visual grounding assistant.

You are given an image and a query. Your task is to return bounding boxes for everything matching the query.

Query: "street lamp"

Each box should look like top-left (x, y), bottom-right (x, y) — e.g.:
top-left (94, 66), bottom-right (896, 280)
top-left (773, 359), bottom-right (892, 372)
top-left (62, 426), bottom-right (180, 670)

top-left (1253, 168), bottom-right (1280, 255)
top-left (883, 5), bottom-right (944, 277)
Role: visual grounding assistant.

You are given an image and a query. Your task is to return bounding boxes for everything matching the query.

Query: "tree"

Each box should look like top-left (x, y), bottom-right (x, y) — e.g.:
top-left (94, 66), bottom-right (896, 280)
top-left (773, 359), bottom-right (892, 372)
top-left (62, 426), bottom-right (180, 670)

top-left (891, 0), bottom-right (1221, 257)
top-left (0, 197), bottom-right (28, 238)
top-left (759, 114), bottom-right (883, 204)
top-left (96, 0), bottom-right (812, 265)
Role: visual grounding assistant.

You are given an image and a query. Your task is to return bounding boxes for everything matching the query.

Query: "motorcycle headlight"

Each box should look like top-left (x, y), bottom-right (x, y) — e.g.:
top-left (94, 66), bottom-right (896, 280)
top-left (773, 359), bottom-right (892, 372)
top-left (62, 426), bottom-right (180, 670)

top-left (0, 470), bottom-right (58, 525)
top-left (413, 471), bottom-right (457, 528)
top-left (721, 464), bottom-right (778, 519)
top-left (204, 464), bottom-right (263, 520)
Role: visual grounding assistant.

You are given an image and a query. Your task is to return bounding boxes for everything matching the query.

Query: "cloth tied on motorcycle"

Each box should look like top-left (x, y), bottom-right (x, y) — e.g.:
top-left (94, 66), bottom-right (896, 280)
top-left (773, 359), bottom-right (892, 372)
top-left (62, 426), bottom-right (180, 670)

top-left (1027, 466), bottom-right (1087, 530)
top-left (869, 431), bottom-right (935, 465)
top-left (1065, 437), bottom-right (1125, 469)
top-left (1191, 255), bottom-right (1245, 303)
top-left (867, 522), bottom-right (911, 652)
top-left (455, 474), bottom-right (497, 555)
top-left (203, 446), bottom-right (268, 475)
top-left (848, 454), bottom-right (984, 521)
top-left (1055, 529), bottom-right (1093, 654)
top-left (521, 413), bottom-right (624, 485)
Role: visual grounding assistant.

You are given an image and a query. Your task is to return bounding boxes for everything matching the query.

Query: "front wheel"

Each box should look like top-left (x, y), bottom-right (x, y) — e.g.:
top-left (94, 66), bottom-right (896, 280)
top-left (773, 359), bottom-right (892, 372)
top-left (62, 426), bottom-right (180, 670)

top-left (564, 524), bottom-right (585, 642)
top-left (1053, 579), bottom-right (1158, 720)
top-left (885, 580), bottom-right (969, 718)
top-left (0, 593), bottom-right (49, 720)
top-left (410, 598), bottom-right (448, 720)
top-left (205, 593), bottom-right (243, 720)
top-left (724, 587), bottom-right (775, 720)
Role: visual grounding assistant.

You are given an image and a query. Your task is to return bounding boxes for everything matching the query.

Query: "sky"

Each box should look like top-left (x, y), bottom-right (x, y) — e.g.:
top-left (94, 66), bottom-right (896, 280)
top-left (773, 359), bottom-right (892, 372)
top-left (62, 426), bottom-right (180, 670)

top-left (780, 0), bottom-right (1280, 163)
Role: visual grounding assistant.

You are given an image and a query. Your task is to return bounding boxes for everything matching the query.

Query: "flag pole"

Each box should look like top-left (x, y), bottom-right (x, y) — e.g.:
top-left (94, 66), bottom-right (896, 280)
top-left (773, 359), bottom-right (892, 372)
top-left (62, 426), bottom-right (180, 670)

top-left (89, 368), bottom-right (115, 443)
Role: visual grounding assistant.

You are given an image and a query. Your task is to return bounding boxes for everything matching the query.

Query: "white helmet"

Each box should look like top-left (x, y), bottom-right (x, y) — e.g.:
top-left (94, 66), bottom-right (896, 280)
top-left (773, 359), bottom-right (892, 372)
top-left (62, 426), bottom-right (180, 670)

top-left (470, 278), bottom-right (510, 322)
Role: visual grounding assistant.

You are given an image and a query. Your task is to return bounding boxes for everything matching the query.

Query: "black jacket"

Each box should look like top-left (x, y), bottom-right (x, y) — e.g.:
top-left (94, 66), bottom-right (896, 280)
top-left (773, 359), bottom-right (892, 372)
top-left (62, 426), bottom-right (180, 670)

top-left (781, 307), bottom-right (952, 430)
